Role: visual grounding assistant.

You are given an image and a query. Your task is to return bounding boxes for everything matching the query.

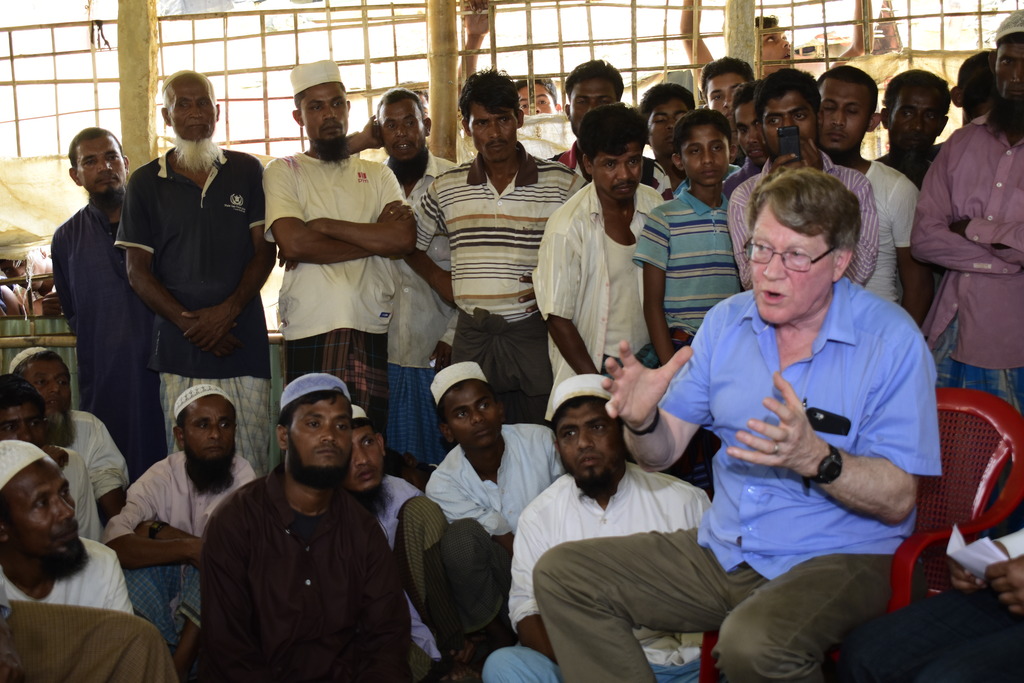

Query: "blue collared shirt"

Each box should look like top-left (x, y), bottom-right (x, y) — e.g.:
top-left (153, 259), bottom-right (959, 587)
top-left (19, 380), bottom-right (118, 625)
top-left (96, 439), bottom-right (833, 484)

top-left (662, 279), bottom-right (941, 580)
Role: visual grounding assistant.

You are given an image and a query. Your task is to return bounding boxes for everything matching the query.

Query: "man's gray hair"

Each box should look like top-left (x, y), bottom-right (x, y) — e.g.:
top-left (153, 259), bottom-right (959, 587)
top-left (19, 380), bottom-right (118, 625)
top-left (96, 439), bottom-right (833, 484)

top-left (162, 70), bottom-right (218, 110)
top-left (746, 167), bottom-right (861, 251)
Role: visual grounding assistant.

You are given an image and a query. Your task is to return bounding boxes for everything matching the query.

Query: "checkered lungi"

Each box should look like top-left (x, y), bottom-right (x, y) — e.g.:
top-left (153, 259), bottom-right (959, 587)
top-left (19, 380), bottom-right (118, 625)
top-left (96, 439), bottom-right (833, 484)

top-left (933, 317), bottom-right (1023, 412)
top-left (284, 328), bottom-right (389, 433)
top-left (160, 374), bottom-right (271, 476)
top-left (388, 364), bottom-right (449, 465)
top-left (123, 565), bottom-right (201, 647)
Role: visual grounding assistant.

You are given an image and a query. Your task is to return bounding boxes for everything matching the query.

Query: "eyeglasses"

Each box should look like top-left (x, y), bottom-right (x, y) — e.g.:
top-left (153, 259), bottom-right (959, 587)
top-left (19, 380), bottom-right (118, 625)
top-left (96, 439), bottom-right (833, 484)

top-left (745, 240), bottom-right (834, 272)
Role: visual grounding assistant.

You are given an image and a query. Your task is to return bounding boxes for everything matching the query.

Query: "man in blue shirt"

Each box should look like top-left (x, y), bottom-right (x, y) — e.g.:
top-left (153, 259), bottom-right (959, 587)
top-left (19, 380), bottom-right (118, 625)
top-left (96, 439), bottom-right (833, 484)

top-left (533, 168), bottom-right (941, 683)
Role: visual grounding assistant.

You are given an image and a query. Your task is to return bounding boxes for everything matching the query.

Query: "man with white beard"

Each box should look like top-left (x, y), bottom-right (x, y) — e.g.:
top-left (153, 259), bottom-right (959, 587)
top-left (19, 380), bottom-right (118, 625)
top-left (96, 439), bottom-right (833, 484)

top-left (117, 70), bottom-right (275, 476)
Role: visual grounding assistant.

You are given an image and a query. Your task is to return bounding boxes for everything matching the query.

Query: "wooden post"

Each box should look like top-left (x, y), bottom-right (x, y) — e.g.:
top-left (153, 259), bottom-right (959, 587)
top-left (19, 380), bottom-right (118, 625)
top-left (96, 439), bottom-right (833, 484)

top-left (427, 0), bottom-right (459, 161)
top-left (725, 0), bottom-right (755, 72)
top-left (117, 0), bottom-right (159, 172)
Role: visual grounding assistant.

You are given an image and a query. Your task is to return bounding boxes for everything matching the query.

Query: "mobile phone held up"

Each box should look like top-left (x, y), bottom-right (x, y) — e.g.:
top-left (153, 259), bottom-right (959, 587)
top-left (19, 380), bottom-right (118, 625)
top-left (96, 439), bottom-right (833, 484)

top-left (778, 126), bottom-right (802, 161)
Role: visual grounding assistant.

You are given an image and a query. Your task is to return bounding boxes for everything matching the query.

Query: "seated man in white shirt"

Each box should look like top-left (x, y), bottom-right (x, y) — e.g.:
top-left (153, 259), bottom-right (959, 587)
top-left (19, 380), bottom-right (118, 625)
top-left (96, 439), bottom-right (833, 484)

top-left (426, 362), bottom-right (563, 653)
top-left (11, 347), bottom-right (130, 520)
top-left (483, 374), bottom-right (710, 683)
top-left (103, 384), bottom-right (255, 680)
top-left (0, 440), bottom-right (130, 613)
top-left (0, 375), bottom-right (101, 542)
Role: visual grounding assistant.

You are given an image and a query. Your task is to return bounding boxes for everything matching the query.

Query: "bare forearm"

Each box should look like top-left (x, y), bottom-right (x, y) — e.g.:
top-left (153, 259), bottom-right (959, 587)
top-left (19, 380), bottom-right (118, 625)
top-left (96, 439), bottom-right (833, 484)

top-left (817, 448), bottom-right (917, 524)
top-left (97, 488), bottom-right (127, 520)
top-left (107, 530), bottom-right (201, 569)
top-left (271, 218), bottom-right (373, 264)
top-left (125, 250), bottom-right (191, 332)
top-left (224, 234), bottom-right (276, 317)
top-left (625, 409), bottom-right (698, 472)
top-left (897, 248), bottom-right (935, 327)
top-left (516, 615), bottom-right (556, 661)
top-left (405, 250), bottom-right (454, 303)
top-left (308, 218), bottom-right (415, 256)
top-left (546, 315), bottom-right (599, 375)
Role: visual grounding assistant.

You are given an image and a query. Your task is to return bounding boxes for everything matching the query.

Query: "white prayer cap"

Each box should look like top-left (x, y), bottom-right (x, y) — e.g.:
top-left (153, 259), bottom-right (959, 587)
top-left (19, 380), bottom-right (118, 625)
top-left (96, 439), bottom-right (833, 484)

top-left (352, 405), bottom-right (368, 420)
top-left (550, 374), bottom-right (611, 419)
top-left (173, 384), bottom-right (233, 421)
top-left (280, 373), bottom-right (351, 412)
top-left (430, 362), bottom-right (488, 406)
top-left (997, 10), bottom-right (1024, 42)
top-left (0, 441), bottom-right (50, 491)
top-left (290, 60), bottom-right (342, 96)
top-left (8, 347), bottom-right (53, 374)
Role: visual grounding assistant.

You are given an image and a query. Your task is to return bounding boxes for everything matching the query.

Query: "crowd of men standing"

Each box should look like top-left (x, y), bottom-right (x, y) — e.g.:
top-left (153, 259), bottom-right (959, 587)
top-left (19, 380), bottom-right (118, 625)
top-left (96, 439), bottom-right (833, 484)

top-left (0, 8), bottom-right (1020, 681)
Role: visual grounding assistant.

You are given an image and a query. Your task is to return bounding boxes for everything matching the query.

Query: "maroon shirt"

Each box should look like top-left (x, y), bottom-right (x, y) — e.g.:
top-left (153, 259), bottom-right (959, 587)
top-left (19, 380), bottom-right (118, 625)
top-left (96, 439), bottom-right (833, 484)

top-left (201, 465), bottom-right (411, 681)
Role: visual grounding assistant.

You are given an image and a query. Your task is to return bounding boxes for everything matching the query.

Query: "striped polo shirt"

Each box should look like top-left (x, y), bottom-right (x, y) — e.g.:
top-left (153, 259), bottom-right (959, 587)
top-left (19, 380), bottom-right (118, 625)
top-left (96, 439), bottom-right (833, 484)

top-left (418, 143), bottom-right (584, 322)
top-left (633, 186), bottom-right (741, 335)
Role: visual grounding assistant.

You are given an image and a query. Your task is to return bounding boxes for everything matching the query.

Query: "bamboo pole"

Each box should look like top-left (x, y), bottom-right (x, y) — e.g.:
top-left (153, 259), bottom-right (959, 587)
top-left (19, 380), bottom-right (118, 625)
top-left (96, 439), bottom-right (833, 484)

top-left (725, 0), bottom-right (755, 71)
top-left (117, 0), bottom-right (158, 171)
top-left (427, 0), bottom-right (459, 161)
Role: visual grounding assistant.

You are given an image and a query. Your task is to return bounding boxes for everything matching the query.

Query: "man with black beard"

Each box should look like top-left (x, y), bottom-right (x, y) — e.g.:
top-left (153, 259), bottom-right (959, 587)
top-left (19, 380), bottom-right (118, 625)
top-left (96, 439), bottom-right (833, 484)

top-left (876, 69), bottom-right (950, 189)
top-left (482, 374), bottom-right (709, 682)
top-left (266, 61), bottom-right (416, 434)
top-left (912, 9), bottom-right (1024, 413)
top-left (201, 373), bottom-right (410, 681)
top-left (51, 128), bottom-right (166, 482)
top-left (0, 440), bottom-right (130, 613)
top-left (117, 70), bottom-right (275, 477)
top-left (103, 384), bottom-right (254, 680)
top-left (375, 88), bottom-right (457, 465)
top-left (11, 347), bottom-right (129, 520)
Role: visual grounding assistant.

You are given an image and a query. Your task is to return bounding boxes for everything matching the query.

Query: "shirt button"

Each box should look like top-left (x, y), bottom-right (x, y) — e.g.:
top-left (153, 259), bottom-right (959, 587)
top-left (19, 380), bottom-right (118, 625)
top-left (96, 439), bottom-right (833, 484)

top-left (305, 579), bottom-right (311, 586)
top-left (965, 273), bottom-right (970, 278)
top-left (403, 287), bottom-right (410, 293)
top-left (996, 182), bottom-right (1003, 188)
top-left (973, 235), bottom-right (979, 241)
top-left (1007, 150), bottom-right (1013, 156)
top-left (987, 216), bottom-right (994, 221)
top-left (1004, 268), bottom-right (1009, 273)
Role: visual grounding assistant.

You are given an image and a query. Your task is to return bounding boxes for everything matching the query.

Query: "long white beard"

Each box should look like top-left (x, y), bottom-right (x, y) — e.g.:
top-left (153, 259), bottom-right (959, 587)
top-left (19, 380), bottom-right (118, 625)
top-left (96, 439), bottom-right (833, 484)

top-left (173, 136), bottom-right (220, 173)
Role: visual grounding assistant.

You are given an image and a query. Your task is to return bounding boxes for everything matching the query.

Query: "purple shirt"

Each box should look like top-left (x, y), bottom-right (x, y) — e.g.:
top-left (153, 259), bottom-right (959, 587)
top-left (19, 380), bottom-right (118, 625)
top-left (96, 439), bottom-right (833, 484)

top-left (723, 156), bottom-right (762, 198)
top-left (911, 115), bottom-right (1024, 369)
top-left (727, 152), bottom-right (880, 289)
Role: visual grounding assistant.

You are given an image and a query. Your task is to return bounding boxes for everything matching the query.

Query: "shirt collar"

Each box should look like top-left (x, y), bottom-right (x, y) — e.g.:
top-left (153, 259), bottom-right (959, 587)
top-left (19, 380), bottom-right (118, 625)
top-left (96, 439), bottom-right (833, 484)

top-left (265, 463), bottom-right (345, 539)
top-left (467, 143), bottom-right (538, 186)
top-left (743, 278), bottom-right (857, 350)
top-left (673, 185), bottom-right (726, 216)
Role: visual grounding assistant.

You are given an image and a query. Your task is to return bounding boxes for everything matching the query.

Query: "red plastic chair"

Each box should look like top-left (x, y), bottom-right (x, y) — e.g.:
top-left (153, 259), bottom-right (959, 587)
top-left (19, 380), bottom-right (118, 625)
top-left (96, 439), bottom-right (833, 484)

top-left (698, 388), bottom-right (1024, 683)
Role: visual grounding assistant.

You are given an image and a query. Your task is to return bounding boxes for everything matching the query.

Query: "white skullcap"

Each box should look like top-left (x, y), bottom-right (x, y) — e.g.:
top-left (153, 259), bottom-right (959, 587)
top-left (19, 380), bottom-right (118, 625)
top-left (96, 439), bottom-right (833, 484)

top-left (290, 60), bottom-right (342, 96)
top-left (550, 374), bottom-right (611, 418)
top-left (8, 347), bottom-right (52, 374)
top-left (430, 362), bottom-right (488, 406)
top-left (0, 441), bottom-right (50, 491)
top-left (352, 405), bottom-right (368, 420)
top-left (997, 10), bottom-right (1024, 42)
top-left (173, 384), bottom-right (233, 421)
top-left (280, 373), bottom-right (351, 412)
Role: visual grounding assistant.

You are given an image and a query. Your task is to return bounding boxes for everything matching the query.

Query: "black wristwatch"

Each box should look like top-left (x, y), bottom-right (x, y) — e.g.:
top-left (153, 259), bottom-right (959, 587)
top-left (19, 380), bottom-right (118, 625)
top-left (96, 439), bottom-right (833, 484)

top-left (811, 444), bottom-right (843, 484)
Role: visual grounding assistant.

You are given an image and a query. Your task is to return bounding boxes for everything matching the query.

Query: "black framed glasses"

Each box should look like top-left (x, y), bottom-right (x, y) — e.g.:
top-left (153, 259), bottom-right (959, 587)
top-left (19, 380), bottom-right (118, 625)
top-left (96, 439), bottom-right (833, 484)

top-left (744, 240), bottom-right (834, 272)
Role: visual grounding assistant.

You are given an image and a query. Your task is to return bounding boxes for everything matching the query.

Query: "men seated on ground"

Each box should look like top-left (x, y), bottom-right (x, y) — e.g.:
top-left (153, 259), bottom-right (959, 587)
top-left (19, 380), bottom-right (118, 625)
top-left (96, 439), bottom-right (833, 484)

top-left (0, 375), bottom-right (100, 541)
top-left (345, 405), bottom-right (475, 681)
top-left (516, 78), bottom-right (561, 114)
top-left (482, 374), bottom-right (710, 683)
top-left (639, 83), bottom-right (695, 193)
top-left (117, 69), bottom-right (274, 476)
top-left (535, 104), bottom-right (663, 408)
top-left (266, 60), bottom-right (415, 432)
top-left (911, 9), bottom-right (1024, 413)
top-left (635, 109), bottom-right (740, 365)
top-left (554, 60), bottom-right (672, 197)
top-left (11, 348), bottom-right (129, 519)
top-left (52, 127), bottom-right (166, 481)
top-left (103, 384), bottom-right (255, 680)
top-left (532, 168), bottom-right (941, 682)
top-left (426, 362), bottom-right (563, 653)
top-left (724, 81), bottom-right (767, 196)
top-left (815, 66), bottom-right (934, 325)
top-left (839, 526), bottom-right (1024, 682)
top-left (376, 87), bottom-right (457, 465)
top-left (201, 373), bottom-right (410, 681)
top-left (0, 440), bottom-right (130, 613)
top-left (876, 69), bottom-right (951, 189)
top-left (727, 68), bottom-right (879, 289)
top-left (415, 70), bottom-right (584, 424)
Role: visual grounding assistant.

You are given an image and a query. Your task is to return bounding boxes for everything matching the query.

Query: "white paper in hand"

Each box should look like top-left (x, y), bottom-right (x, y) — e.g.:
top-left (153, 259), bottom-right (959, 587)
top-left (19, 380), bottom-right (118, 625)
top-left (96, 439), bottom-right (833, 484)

top-left (946, 524), bottom-right (1009, 577)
